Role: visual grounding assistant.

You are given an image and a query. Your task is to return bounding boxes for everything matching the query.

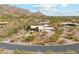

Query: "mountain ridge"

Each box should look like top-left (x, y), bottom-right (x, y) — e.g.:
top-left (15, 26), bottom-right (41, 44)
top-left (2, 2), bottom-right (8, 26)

top-left (0, 4), bottom-right (44, 16)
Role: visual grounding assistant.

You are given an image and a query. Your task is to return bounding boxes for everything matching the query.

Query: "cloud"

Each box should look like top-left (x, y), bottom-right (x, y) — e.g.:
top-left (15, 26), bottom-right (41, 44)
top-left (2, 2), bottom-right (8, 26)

top-left (32, 4), bottom-right (67, 16)
top-left (32, 4), bottom-right (79, 16)
top-left (33, 4), bottom-right (57, 10)
top-left (32, 4), bottom-right (68, 11)
top-left (33, 4), bottom-right (67, 8)
top-left (60, 4), bottom-right (68, 7)
top-left (33, 4), bottom-right (53, 8)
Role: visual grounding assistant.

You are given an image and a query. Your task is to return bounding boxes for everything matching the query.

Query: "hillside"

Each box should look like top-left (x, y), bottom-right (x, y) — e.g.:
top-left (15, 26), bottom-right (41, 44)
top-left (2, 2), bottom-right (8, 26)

top-left (0, 4), bottom-right (44, 16)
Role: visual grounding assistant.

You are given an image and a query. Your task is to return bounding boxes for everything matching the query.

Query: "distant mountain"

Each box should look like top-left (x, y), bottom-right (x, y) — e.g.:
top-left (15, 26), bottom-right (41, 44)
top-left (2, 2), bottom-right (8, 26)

top-left (0, 4), bottom-right (44, 16)
top-left (32, 11), bottom-right (44, 16)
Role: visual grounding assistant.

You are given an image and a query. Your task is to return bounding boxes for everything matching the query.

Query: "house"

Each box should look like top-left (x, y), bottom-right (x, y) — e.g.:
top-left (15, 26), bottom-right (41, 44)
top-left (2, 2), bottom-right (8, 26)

top-left (0, 22), bottom-right (8, 25)
top-left (31, 25), bottom-right (54, 32)
top-left (61, 22), bottom-right (79, 26)
top-left (44, 27), bottom-right (54, 31)
top-left (0, 22), bottom-right (8, 28)
top-left (24, 21), bottom-right (54, 32)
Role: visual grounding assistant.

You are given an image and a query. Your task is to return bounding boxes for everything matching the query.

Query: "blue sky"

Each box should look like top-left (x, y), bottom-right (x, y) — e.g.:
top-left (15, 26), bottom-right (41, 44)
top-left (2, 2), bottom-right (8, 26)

top-left (10, 4), bottom-right (79, 16)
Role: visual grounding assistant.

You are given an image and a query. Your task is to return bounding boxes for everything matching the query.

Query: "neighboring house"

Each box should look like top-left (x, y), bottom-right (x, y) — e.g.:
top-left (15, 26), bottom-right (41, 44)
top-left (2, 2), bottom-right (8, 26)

top-left (0, 22), bottom-right (8, 28)
top-left (0, 22), bottom-right (8, 25)
top-left (61, 22), bottom-right (79, 26)
top-left (38, 21), bottom-right (54, 31)
top-left (31, 25), bottom-right (54, 32)
top-left (24, 21), bottom-right (54, 32)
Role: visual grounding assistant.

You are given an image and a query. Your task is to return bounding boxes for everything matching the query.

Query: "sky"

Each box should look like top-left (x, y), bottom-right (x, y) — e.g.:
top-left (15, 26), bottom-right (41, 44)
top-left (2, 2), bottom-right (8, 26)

top-left (10, 4), bottom-right (79, 16)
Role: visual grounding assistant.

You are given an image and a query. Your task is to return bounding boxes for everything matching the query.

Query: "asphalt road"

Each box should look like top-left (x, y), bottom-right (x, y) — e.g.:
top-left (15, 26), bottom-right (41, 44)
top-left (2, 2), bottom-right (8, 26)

top-left (0, 43), bottom-right (79, 52)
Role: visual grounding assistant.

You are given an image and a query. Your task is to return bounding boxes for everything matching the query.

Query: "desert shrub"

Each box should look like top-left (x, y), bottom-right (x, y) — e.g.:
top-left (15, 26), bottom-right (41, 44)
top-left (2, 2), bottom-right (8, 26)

top-left (55, 28), bottom-right (64, 35)
top-left (22, 35), bottom-right (35, 42)
top-left (64, 50), bottom-right (77, 54)
top-left (13, 49), bottom-right (26, 54)
top-left (41, 31), bottom-right (48, 36)
top-left (50, 33), bottom-right (60, 42)
top-left (13, 49), bottom-right (35, 54)
top-left (45, 50), bottom-right (54, 54)
top-left (0, 49), bottom-right (5, 53)
top-left (32, 39), bottom-right (45, 45)
top-left (64, 33), bottom-right (77, 40)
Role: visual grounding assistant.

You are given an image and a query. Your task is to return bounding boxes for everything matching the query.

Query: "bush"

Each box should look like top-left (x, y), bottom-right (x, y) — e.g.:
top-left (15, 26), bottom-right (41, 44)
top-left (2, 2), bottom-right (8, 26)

top-left (41, 31), bottom-right (48, 36)
top-left (55, 28), bottom-right (64, 35)
top-left (64, 33), bottom-right (77, 40)
top-left (45, 50), bottom-right (54, 54)
top-left (22, 35), bottom-right (35, 42)
top-left (50, 33), bottom-right (60, 42)
top-left (13, 49), bottom-right (26, 54)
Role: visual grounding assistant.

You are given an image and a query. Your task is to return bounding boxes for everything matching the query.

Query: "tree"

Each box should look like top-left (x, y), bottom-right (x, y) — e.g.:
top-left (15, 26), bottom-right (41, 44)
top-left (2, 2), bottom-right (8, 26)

top-left (35, 27), bottom-right (39, 31)
top-left (24, 25), bottom-right (31, 31)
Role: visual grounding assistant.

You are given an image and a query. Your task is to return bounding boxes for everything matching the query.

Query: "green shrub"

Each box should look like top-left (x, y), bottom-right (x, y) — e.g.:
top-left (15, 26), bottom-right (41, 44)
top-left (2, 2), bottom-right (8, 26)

top-left (13, 49), bottom-right (26, 54)
top-left (50, 33), bottom-right (60, 42)
top-left (22, 35), bottom-right (35, 42)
